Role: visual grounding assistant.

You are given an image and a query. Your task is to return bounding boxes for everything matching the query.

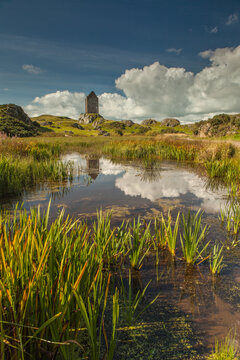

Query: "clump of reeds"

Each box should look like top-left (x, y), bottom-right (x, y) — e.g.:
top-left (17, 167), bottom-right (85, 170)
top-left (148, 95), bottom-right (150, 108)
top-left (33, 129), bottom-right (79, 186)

top-left (0, 204), bottom-right (159, 360)
top-left (0, 155), bottom-right (74, 197)
top-left (162, 212), bottom-right (180, 256)
top-left (207, 331), bottom-right (239, 359)
top-left (209, 244), bottom-right (224, 275)
top-left (128, 218), bottom-right (151, 270)
top-left (180, 210), bottom-right (209, 265)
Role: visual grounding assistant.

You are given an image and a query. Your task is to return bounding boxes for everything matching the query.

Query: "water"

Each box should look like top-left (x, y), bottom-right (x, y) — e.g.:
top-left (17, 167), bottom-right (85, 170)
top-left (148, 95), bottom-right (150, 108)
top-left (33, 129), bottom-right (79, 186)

top-left (1, 153), bottom-right (239, 358)
top-left (0, 153), bottom-right (227, 220)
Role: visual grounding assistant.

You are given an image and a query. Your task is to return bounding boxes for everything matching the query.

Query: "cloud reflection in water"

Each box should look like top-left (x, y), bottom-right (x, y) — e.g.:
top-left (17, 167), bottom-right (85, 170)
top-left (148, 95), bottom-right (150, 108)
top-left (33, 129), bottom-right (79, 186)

top-left (115, 165), bottom-right (226, 214)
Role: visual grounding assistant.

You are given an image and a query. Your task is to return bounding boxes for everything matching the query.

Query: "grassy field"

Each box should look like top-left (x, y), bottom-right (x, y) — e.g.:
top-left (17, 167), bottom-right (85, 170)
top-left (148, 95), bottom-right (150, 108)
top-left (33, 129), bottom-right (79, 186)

top-left (31, 115), bottom-right (193, 137)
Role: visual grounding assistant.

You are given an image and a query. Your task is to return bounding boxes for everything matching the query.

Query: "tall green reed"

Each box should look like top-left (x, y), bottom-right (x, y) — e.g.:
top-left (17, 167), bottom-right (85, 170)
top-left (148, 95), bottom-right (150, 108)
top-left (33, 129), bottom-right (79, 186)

top-left (207, 331), bottom-right (238, 360)
top-left (128, 218), bottom-right (151, 270)
top-left (162, 212), bottom-right (180, 256)
top-left (0, 203), bottom-right (98, 359)
top-left (209, 244), bottom-right (224, 275)
top-left (120, 270), bottom-right (158, 326)
top-left (180, 210), bottom-right (209, 265)
top-left (0, 155), bottom-right (74, 197)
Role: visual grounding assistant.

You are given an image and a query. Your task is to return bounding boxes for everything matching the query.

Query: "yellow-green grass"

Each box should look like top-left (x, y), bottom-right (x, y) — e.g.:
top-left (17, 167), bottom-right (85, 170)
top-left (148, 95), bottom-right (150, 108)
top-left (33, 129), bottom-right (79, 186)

top-left (0, 204), bottom-right (226, 359)
top-left (1, 135), bottom-right (240, 194)
top-left (31, 115), bottom-right (193, 137)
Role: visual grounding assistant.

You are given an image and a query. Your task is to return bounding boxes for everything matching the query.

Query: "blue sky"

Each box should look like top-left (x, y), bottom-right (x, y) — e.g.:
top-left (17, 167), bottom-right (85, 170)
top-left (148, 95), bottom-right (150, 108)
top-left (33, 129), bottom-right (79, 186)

top-left (0, 0), bottom-right (240, 122)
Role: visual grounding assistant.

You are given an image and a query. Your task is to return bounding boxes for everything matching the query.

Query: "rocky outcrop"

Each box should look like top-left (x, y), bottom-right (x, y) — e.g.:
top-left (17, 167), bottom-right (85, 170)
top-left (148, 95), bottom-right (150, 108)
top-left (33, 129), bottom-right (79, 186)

top-left (0, 104), bottom-right (40, 137)
top-left (194, 114), bottom-right (240, 137)
top-left (161, 118), bottom-right (180, 127)
top-left (141, 119), bottom-right (158, 126)
top-left (121, 120), bottom-right (134, 126)
top-left (79, 113), bottom-right (104, 124)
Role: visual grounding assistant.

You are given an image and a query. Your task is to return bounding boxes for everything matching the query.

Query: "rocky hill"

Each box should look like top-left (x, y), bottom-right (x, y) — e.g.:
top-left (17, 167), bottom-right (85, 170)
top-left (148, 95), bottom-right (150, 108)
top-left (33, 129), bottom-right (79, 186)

top-left (193, 114), bottom-right (240, 137)
top-left (0, 104), bottom-right (40, 137)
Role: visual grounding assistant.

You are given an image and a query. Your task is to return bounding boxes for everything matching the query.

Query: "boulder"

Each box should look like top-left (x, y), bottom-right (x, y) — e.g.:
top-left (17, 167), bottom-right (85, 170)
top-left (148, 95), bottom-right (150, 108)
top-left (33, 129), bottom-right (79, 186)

top-left (72, 123), bottom-right (83, 130)
top-left (106, 121), bottom-right (125, 130)
top-left (121, 120), bottom-right (134, 126)
top-left (42, 121), bottom-right (53, 126)
top-left (98, 130), bottom-right (110, 136)
top-left (161, 118), bottom-right (180, 127)
top-left (79, 113), bottom-right (104, 124)
top-left (141, 119), bottom-right (158, 126)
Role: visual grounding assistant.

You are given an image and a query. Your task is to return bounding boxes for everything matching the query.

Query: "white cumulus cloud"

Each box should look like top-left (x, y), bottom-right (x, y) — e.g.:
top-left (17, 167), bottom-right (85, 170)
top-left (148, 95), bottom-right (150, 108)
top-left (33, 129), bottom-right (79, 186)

top-left (24, 45), bottom-right (240, 123)
top-left (22, 64), bottom-right (43, 74)
top-left (115, 166), bottom-right (226, 213)
top-left (25, 90), bottom-right (85, 118)
top-left (226, 13), bottom-right (239, 25)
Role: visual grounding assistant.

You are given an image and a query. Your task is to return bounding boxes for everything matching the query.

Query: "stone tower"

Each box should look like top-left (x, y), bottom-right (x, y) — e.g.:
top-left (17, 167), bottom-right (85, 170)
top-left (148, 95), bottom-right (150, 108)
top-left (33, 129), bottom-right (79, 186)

top-left (85, 91), bottom-right (99, 114)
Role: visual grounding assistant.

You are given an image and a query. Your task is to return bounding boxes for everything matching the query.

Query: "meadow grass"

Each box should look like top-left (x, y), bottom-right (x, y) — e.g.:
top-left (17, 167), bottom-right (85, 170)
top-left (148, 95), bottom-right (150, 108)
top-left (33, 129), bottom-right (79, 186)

top-left (1, 135), bottom-right (240, 197)
top-left (0, 155), bottom-right (74, 197)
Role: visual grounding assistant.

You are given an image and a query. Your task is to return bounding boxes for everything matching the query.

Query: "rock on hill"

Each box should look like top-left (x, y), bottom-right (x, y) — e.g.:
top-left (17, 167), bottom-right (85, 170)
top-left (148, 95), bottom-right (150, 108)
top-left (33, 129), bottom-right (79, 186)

top-left (141, 119), bottom-right (158, 126)
top-left (161, 118), bottom-right (180, 127)
top-left (79, 113), bottom-right (104, 124)
top-left (193, 114), bottom-right (240, 137)
top-left (0, 104), bottom-right (40, 137)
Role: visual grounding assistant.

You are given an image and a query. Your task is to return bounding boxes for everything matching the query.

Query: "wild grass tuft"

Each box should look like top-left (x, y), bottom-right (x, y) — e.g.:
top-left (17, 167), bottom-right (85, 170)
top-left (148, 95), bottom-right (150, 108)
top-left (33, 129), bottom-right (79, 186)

top-left (162, 212), bottom-right (180, 256)
top-left (207, 331), bottom-right (239, 360)
top-left (209, 244), bottom-right (225, 275)
top-left (180, 210), bottom-right (209, 265)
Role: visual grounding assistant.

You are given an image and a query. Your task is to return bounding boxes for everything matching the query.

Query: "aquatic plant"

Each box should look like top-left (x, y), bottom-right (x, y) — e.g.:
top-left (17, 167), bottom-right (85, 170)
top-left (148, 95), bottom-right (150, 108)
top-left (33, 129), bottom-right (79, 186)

top-left (180, 210), bottom-right (209, 265)
top-left (0, 203), bottom-right (98, 359)
top-left (0, 155), bottom-right (74, 197)
top-left (153, 216), bottom-right (167, 249)
top-left (220, 195), bottom-right (240, 237)
top-left (120, 270), bottom-right (158, 326)
top-left (162, 212), bottom-right (180, 256)
top-left (207, 331), bottom-right (239, 360)
top-left (209, 244), bottom-right (225, 275)
top-left (128, 218), bottom-right (151, 270)
top-left (0, 203), bottom-right (167, 360)
top-left (74, 272), bottom-right (120, 360)
top-left (93, 210), bottom-right (130, 268)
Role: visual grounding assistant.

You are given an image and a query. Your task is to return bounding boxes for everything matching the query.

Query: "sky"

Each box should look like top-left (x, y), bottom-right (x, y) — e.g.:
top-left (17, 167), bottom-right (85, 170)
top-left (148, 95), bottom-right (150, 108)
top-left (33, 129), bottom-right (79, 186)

top-left (0, 0), bottom-right (240, 123)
